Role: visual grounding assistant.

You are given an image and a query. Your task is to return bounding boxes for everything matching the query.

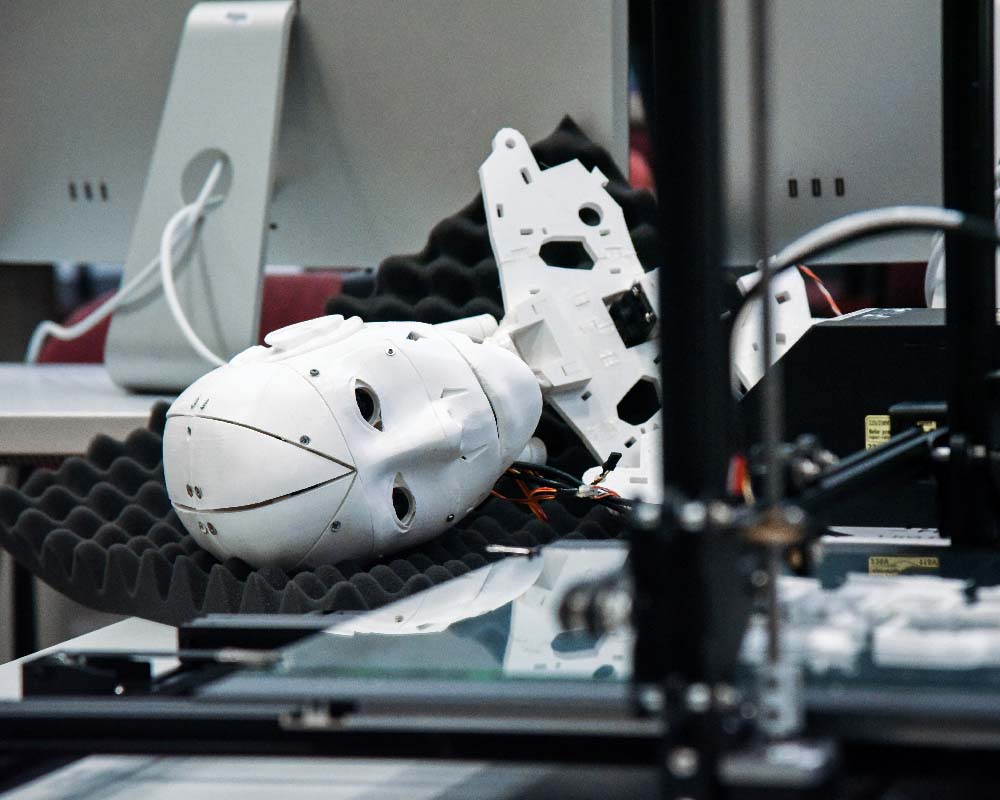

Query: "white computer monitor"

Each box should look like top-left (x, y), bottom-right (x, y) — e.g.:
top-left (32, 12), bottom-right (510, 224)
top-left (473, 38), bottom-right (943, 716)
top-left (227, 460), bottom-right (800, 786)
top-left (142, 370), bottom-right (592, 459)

top-left (1, 1), bottom-right (948, 388)
top-left (722, 0), bottom-right (942, 266)
top-left (1, 0), bottom-right (628, 267)
top-left (1, 0), bottom-right (628, 389)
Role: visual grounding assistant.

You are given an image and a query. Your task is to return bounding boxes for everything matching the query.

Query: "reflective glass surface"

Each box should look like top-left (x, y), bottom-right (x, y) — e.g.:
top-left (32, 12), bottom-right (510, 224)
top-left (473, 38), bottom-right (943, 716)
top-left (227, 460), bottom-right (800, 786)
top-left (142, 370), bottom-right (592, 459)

top-left (263, 542), bottom-right (632, 684)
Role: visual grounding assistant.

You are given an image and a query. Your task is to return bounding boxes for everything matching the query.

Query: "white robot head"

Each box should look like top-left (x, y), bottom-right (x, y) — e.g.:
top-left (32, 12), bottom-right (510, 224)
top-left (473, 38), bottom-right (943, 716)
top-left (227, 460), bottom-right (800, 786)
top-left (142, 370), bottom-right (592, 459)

top-left (162, 315), bottom-right (542, 570)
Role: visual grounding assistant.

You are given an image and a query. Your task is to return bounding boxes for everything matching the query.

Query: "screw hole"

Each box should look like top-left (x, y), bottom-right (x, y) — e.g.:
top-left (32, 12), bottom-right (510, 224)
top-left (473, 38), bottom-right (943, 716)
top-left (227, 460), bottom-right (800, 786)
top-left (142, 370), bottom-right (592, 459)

top-left (578, 205), bottom-right (602, 226)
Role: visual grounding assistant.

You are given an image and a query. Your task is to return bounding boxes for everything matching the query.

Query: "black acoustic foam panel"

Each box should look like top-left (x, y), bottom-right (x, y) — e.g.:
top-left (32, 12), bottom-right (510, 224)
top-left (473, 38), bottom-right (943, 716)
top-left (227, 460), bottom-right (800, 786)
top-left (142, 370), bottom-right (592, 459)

top-left (0, 118), bottom-right (654, 624)
top-left (0, 406), bottom-right (622, 625)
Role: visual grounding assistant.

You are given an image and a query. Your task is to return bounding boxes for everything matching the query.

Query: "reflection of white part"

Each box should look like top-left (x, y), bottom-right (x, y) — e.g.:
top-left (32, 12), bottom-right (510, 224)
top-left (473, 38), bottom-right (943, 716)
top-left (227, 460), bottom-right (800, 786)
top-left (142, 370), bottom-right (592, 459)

top-left (163, 315), bottom-right (542, 569)
top-left (503, 545), bottom-right (631, 679)
top-left (324, 542), bottom-right (632, 681)
top-left (480, 128), bottom-right (662, 502)
top-left (732, 266), bottom-right (815, 391)
top-left (326, 554), bottom-right (544, 635)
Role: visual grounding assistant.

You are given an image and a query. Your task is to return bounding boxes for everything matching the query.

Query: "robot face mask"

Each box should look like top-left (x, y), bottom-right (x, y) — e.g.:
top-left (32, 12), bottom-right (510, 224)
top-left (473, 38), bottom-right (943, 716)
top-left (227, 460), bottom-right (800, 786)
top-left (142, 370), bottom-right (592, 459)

top-left (163, 315), bottom-right (541, 570)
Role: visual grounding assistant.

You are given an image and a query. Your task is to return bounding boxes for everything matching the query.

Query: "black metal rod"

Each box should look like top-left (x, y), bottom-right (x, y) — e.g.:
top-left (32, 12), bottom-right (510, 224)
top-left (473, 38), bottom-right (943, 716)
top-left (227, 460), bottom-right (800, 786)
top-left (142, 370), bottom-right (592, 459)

top-left (942, 0), bottom-right (998, 545)
top-left (795, 426), bottom-right (944, 515)
top-left (13, 563), bottom-right (37, 659)
top-left (652, 0), bottom-right (729, 500)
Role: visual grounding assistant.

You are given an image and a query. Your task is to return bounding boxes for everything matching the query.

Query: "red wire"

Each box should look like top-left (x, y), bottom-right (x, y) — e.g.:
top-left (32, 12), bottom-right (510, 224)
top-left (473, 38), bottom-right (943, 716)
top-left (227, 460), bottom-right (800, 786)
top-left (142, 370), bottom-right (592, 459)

top-left (798, 265), bottom-right (843, 316)
top-left (727, 454), bottom-right (747, 497)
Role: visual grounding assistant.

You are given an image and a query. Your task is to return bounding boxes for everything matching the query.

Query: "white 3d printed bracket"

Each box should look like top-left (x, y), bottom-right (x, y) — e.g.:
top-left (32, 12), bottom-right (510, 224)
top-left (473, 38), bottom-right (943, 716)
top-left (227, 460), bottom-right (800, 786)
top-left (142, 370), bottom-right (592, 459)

top-left (479, 128), bottom-right (662, 502)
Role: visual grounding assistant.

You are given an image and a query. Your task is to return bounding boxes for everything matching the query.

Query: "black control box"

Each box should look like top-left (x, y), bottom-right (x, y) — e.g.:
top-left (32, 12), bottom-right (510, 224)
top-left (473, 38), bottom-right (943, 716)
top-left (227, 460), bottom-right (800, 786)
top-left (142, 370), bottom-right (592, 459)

top-left (740, 308), bottom-right (968, 526)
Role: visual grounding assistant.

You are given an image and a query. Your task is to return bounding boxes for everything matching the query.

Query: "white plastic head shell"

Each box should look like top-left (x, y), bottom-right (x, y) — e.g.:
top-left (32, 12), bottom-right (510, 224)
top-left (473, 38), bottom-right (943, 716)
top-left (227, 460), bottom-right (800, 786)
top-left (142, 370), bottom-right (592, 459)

top-left (163, 315), bottom-right (542, 570)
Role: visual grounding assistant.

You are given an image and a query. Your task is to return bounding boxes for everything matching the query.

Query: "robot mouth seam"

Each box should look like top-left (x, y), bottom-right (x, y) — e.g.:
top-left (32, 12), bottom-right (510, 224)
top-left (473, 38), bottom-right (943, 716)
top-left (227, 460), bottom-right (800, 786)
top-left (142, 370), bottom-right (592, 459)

top-left (172, 474), bottom-right (352, 514)
top-left (169, 413), bottom-right (355, 471)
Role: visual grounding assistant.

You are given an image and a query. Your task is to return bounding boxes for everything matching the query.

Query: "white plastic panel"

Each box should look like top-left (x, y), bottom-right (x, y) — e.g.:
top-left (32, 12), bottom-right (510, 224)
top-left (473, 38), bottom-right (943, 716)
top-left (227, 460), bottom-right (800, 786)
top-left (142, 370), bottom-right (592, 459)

top-left (481, 128), bottom-right (662, 501)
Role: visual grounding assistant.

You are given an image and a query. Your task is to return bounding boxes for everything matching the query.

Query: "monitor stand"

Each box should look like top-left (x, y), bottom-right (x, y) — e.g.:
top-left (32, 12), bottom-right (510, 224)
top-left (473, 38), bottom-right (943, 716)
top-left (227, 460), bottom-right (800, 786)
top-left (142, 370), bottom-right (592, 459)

top-left (105, 1), bottom-right (295, 392)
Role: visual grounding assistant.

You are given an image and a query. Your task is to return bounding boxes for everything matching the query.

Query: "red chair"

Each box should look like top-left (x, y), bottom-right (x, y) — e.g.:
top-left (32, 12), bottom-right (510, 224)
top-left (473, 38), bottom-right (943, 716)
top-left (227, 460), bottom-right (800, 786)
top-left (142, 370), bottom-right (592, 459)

top-left (38, 271), bottom-right (343, 363)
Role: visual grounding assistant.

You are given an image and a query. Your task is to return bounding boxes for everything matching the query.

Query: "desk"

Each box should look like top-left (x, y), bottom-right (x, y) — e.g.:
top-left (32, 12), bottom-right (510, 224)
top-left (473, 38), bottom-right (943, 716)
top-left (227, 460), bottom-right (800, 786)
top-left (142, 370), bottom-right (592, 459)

top-left (0, 364), bottom-right (173, 661)
top-left (0, 364), bottom-right (171, 457)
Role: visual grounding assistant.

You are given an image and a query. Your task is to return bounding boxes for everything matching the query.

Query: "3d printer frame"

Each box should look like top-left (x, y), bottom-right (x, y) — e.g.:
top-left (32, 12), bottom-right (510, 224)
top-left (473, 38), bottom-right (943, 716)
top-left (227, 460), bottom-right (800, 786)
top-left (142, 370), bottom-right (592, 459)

top-left (5, 3), bottom-right (1000, 799)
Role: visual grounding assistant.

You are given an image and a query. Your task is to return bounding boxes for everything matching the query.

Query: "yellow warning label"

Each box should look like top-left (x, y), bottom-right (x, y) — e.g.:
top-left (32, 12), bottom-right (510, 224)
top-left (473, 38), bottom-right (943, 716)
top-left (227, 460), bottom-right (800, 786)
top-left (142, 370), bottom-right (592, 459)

top-left (868, 555), bottom-right (941, 575)
top-left (916, 420), bottom-right (938, 433)
top-left (864, 414), bottom-right (891, 449)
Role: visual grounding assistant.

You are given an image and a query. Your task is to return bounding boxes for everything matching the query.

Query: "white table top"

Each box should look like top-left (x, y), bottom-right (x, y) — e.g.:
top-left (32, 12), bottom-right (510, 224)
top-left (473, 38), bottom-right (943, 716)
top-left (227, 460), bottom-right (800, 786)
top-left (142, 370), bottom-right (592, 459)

top-left (0, 364), bottom-right (173, 455)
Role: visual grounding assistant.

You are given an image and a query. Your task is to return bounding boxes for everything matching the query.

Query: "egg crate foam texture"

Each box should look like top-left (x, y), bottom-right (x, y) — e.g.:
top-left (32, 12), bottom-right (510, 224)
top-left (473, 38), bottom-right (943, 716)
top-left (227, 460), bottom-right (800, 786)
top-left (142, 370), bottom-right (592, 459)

top-left (0, 404), bottom-right (625, 625)
top-left (0, 119), bottom-right (648, 625)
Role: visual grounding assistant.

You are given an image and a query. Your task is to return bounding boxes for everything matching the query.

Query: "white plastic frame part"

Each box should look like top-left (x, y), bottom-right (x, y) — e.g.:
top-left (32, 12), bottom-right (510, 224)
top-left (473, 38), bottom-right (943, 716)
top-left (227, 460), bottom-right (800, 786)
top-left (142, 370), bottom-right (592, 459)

top-left (106, 1), bottom-right (295, 392)
top-left (731, 267), bottom-right (816, 391)
top-left (480, 129), bottom-right (662, 502)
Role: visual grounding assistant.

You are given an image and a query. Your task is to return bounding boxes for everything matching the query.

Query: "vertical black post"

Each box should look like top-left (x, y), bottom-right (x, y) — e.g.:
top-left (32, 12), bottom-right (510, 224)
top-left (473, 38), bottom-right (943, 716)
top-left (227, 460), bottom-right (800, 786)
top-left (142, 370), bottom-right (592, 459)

top-left (942, 0), bottom-right (998, 546)
top-left (13, 563), bottom-right (37, 658)
top-left (653, 2), bottom-right (729, 501)
top-left (636, 4), bottom-right (733, 797)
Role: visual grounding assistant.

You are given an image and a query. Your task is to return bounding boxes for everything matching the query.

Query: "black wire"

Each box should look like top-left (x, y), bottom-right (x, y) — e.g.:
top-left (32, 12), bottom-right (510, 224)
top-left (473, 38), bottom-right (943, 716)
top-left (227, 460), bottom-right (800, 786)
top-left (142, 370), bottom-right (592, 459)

top-left (495, 461), bottom-right (635, 515)
top-left (510, 461), bottom-right (585, 489)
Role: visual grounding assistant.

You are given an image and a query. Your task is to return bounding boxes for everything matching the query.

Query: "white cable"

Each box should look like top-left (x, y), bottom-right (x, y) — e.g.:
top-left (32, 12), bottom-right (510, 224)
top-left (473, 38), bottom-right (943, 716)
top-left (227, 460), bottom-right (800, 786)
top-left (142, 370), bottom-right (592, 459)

top-left (24, 176), bottom-right (221, 364)
top-left (770, 206), bottom-right (966, 271)
top-left (158, 160), bottom-right (227, 367)
top-left (924, 232), bottom-right (946, 308)
top-left (25, 164), bottom-right (225, 364)
top-left (923, 164), bottom-right (1000, 308)
top-left (26, 254), bottom-right (159, 363)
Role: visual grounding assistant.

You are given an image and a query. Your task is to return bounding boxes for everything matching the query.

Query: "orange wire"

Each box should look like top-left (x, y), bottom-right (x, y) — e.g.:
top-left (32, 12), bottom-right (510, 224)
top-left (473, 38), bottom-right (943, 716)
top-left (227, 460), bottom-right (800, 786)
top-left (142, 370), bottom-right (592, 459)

top-left (493, 465), bottom-right (624, 520)
top-left (799, 265), bottom-right (843, 316)
top-left (727, 454), bottom-right (747, 497)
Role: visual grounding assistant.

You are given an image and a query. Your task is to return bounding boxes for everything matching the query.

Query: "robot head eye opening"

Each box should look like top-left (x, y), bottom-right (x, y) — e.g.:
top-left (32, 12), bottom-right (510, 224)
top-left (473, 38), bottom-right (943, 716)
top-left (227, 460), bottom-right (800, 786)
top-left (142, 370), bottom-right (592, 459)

top-left (353, 380), bottom-right (382, 430)
top-left (391, 476), bottom-right (415, 527)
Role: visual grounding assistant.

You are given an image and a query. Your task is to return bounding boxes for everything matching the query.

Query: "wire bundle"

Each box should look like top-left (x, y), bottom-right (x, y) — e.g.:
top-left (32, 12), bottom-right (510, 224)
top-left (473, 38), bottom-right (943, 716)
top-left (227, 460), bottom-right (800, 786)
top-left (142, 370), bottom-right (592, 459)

top-left (491, 461), bottom-right (632, 521)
